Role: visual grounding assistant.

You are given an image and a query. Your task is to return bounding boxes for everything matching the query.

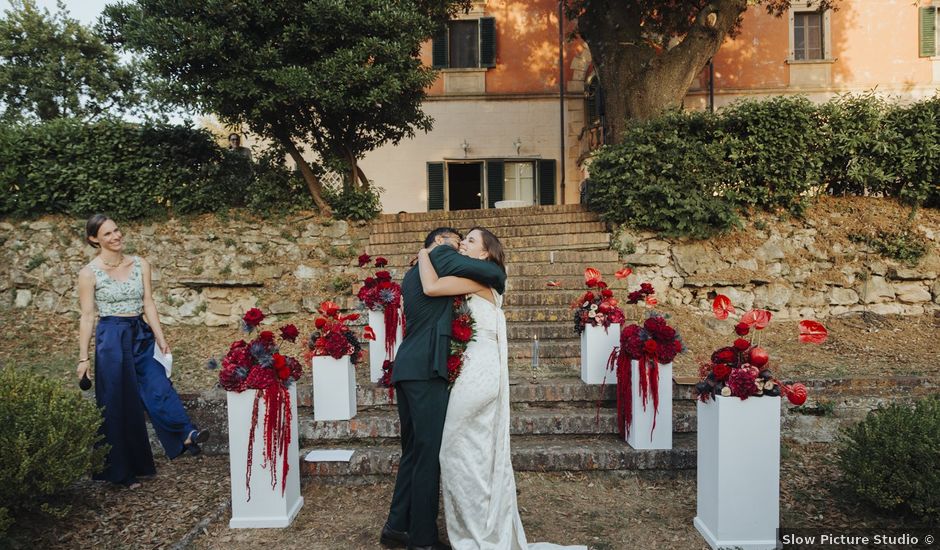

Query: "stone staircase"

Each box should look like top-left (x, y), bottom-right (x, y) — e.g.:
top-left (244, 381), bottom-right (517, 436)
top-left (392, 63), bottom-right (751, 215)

top-left (292, 204), bottom-right (699, 479)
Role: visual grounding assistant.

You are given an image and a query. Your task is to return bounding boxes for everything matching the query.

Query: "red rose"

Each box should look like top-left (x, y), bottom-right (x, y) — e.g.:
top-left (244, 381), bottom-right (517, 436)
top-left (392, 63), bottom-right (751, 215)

top-left (601, 289), bottom-right (613, 298)
top-left (272, 353), bottom-right (286, 370)
top-left (712, 363), bottom-right (731, 381)
top-left (447, 355), bottom-right (461, 373)
top-left (315, 318), bottom-right (327, 330)
top-left (714, 348), bottom-right (736, 364)
top-left (258, 330), bottom-right (275, 343)
top-left (735, 322), bottom-right (750, 336)
top-left (375, 270), bottom-right (392, 281)
top-left (643, 340), bottom-right (658, 354)
top-left (279, 324), bottom-right (299, 343)
top-left (242, 308), bottom-right (265, 329)
top-left (374, 257), bottom-right (388, 267)
top-left (733, 338), bottom-right (751, 351)
top-left (364, 276), bottom-right (376, 287)
top-left (358, 253), bottom-right (371, 267)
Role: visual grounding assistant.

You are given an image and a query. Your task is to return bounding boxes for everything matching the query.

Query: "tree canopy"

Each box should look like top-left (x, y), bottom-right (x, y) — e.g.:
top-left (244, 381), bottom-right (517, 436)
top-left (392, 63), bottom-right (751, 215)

top-left (0, 0), bottom-right (141, 123)
top-left (565, 0), bottom-right (838, 141)
top-left (103, 0), bottom-right (458, 214)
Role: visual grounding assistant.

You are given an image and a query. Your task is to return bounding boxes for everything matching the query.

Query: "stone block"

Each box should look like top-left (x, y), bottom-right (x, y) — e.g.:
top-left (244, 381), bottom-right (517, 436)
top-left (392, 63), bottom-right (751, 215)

top-left (621, 253), bottom-right (669, 267)
top-left (828, 287), bottom-right (859, 306)
top-left (714, 287), bottom-right (754, 311)
top-left (269, 300), bottom-right (300, 315)
top-left (787, 289), bottom-right (827, 308)
top-left (295, 264), bottom-right (323, 279)
top-left (207, 300), bottom-right (232, 315)
top-left (933, 279), bottom-right (940, 304)
top-left (14, 289), bottom-right (31, 308)
top-left (673, 243), bottom-right (729, 276)
top-left (753, 282), bottom-right (793, 311)
top-left (205, 312), bottom-right (232, 327)
top-left (755, 241), bottom-right (786, 263)
top-left (888, 266), bottom-right (937, 280)
top-left (737, 258), bottom-right (758, 271)
top-left (894, 282), bottom-right (931, 304)
top-left (867, 303), bottom-right (903, 315)
top-left (857, 276), bottom-right (895, 303)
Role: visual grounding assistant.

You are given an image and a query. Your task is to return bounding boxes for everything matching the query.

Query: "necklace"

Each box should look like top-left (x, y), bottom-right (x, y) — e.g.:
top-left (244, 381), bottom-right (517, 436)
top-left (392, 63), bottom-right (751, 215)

top-left (100, 254), bottom-right (125, 268)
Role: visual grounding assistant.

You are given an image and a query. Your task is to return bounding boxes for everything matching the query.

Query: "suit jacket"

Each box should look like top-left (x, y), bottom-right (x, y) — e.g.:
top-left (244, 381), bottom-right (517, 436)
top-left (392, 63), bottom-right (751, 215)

top-left (390, 245), bottom-right (506, 383)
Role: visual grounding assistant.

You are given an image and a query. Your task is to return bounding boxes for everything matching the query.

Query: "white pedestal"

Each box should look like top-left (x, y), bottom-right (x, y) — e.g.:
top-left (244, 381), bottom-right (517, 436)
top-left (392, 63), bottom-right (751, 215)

top-left (694, 396), bottom-right (780, 550)
top-left (368, 309), bottom-right (402, 383)
top-left (227, 385), bottom-right (304, 528)
top-left (312, 355), bottom-right (357, 421)
top-left (626, 360), bottom-right (672, 450)
top-left (579, 323), bottom-right (620, 384)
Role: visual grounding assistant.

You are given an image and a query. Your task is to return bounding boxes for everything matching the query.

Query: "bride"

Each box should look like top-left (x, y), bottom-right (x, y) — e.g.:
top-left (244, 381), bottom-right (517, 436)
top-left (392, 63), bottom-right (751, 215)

top-left (417, 227), bottom-right (585, 550)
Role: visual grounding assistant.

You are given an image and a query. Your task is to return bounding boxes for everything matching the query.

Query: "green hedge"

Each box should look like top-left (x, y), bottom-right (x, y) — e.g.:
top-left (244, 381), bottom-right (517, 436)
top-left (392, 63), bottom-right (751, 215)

top-left (588, 95), bottom-right (940, 237)
top-left (837, 395), bottom-right (940, 524)
top-left (0, 367), bottom-right (108, 541)
top-left (0, 119), bottom-right (316, 220)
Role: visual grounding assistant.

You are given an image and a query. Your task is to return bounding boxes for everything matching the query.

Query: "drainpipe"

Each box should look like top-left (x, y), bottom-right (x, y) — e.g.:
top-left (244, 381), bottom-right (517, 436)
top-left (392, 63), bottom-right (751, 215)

top-left (708, 58), bottom-right (715, 113)
top-left (558, 0), bottom-right (566, 205)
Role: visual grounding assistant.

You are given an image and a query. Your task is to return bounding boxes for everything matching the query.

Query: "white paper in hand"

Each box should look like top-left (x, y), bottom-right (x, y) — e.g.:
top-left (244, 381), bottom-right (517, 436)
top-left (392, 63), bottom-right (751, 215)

top-left (154, 347), bottom-right (173, 378)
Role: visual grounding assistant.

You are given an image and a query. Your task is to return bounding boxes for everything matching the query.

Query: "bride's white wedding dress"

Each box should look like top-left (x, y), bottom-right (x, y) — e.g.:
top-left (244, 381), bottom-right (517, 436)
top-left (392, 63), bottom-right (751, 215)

top-left (440, 292), bottom-right (586, 550)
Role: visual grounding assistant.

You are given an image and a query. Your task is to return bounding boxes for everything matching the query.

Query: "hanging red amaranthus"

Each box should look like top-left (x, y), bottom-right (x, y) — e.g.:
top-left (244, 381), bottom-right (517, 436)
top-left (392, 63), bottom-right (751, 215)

top-left (611, 313), bottom-right (684, 441)
top-left (357, 258), bottom-right (402, 388)
top-left (218, 310), bottom-right (304, 499)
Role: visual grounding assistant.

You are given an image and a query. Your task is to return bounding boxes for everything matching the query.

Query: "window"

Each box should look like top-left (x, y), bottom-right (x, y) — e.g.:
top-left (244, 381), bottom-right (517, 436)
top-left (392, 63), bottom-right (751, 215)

top-left (432, 17), bottom-right (496, 69)
top-left (920, 6), bottom-right (938, 58)
top-left (787, 3), bottom-right (831, 63)
top-left (449, 20), bottom-right (479, 68)
top-left (503, 162), bottom-right (535, 204)
top-left (793, 11), bottom-right (824, 60)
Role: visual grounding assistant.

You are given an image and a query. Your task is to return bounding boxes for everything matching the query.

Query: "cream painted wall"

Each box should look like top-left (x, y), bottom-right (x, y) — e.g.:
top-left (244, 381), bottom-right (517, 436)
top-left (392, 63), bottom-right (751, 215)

top-left (361, 97), bottom-right (581, 213)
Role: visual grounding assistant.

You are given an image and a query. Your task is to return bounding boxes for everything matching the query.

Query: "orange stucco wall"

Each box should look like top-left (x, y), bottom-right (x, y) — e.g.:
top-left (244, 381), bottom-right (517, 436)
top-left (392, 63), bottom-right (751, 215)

top-left (421, 0), bottom-right (584, 96)
top-left (709, 0), bottom-right (934, 91)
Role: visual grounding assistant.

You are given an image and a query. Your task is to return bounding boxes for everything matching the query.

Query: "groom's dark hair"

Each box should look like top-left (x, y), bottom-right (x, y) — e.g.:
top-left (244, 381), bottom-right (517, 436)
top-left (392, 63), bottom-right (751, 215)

top-left (424, 227), bottom-right (462, 248)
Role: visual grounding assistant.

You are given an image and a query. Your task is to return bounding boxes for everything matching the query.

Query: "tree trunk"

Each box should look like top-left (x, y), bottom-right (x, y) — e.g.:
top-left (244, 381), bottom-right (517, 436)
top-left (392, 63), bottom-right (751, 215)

top-left (578, 0), bottom-right (747, 143)
top-left (356, 164), bottom-right (369, 189)
top-left (275, 132), bottom-right (332, 216)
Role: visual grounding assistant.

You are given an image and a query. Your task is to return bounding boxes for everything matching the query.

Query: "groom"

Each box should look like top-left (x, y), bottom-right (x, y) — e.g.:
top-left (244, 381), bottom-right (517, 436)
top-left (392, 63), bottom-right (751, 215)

top-left (381, 227), bottom-right (507, 550)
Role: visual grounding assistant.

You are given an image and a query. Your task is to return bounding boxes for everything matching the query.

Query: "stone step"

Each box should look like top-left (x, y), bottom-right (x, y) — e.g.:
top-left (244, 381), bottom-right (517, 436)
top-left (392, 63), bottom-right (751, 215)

top-left (366, 249), bottom-right (622, 269)
top-left (508, 323), bottom-right (584, 340)
top-left (300, 402), bottom-right (696, 441)
top-left (369, 221), bottom-right (608, 245)
top-left (373, 212), bottom-right (603, 234)
top-left (505, 277), bottom-right (628, 293)
top-left (503, 306), bottom-right (574, 323)
top-left (367, 234), bottom-right (611, 256)
top-left (301, 432), bottom-right (696, 477)
top-left (506, 262), bottom-right (625, 277)
top-left (509, 338), bottom-right (581, 361)
top-left (376, 204), bottom-right (590, 224)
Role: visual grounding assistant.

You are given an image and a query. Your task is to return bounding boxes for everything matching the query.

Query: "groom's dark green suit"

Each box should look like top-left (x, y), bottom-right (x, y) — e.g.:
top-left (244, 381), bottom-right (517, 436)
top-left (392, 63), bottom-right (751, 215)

top-left (386, 244), bottom-right (506, 547)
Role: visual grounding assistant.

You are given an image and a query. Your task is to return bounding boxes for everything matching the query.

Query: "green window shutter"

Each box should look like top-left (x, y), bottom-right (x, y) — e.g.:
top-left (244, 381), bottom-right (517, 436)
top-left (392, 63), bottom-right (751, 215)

top-left (427, 162), bottom-right (445, 210)
top-left (486, 160), bottom-right (504, 208)
top-left (537, 159), bottom-right (556, 206)
top-left (479, 17), bottom-right (496, 68)
top-left (920, 7), bottom-right (937, 58)
top-left (432, 26), bottom-right (449, 68)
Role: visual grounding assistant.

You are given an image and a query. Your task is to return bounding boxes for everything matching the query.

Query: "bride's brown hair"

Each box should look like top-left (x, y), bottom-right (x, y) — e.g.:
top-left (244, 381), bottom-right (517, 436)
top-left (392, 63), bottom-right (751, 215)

top-left (468, 226), bottom-right (506, 273)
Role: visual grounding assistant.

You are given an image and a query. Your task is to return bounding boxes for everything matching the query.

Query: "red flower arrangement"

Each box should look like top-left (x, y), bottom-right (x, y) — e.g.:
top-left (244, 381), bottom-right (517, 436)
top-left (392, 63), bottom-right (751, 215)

top-left (357, 257), bottom-right (402, 387)
top-left (696, 295), bottom-right (826, 405)
top-left (611, 312), bottom-right (685, 440)
top-left (447, 296), bottom-right (475, 386)
top-left (572, 267), bottom-right (626, 334)
top-left (305, 301), bottom-right (363, 366)
top-left (219, 309), bottom-right (303, 500)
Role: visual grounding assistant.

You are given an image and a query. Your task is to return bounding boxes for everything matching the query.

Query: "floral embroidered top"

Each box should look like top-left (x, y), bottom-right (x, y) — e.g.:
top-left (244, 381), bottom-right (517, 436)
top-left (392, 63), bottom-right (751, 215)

top-left (91, 256), bottom-right (144, 316)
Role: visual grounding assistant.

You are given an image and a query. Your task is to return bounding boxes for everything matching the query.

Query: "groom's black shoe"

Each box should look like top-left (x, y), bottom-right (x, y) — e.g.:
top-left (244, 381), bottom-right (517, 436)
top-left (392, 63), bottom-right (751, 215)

top-left (380, 523), bottom-right (408, 548)
top-left (407, 542), bottom-right (451, 550)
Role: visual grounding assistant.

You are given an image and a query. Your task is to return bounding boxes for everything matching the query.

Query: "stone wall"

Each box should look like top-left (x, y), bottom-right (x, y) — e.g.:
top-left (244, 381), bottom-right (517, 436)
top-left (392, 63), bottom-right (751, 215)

top-left (0, 216), bottom-right (371, 326)
top-left (615, 217), bottom-right (940, 319)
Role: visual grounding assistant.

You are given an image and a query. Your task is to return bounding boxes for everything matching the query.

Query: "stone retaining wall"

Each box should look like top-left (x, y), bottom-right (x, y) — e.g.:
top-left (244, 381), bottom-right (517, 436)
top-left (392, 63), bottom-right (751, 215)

top-left (0, 216), bottom-right (370, 326)
top-left (616, 219), bottom-right (940, 319)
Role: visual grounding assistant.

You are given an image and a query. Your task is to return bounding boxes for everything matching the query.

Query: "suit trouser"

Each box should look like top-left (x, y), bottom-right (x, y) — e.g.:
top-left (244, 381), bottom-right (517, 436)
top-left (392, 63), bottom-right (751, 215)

top-left (387, 378), bottom-right (450, 546)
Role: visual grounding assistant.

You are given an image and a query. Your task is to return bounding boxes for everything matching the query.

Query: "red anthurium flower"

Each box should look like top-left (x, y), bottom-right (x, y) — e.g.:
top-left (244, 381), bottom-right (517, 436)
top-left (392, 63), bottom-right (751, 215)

top-left (614, 267), bottom-right (633, 279)
top-left (645, 295), bottom-right (658, 308)
top-left (363, 326), bottom-right (376, 341)
top-left (357, 253), bottom-right (371, 267)
top-left (742, 309), bottom-right (772, 330)
top-left (340, 312), bottom-right (360, 322)
top-left (798, 320), bottom-right (829, 344)
top-left (712, 295), bottom-right (735, 320)
top-left (319, 300), bottom-right (340, 318)
top-left (374, 257), bottom-right (388, 267)
top-left (546, 280), bottom-right (561, 287)
top-left (785, 383), bottom-right (808, 406)
top-left (314, 318), bottom-right (327, 330)
top-left (583, 267), bottom-right (602, 287)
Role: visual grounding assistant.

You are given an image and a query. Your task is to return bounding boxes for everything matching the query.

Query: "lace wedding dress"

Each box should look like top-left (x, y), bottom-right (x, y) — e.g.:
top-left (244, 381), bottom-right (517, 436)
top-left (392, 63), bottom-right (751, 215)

top-left (440, 292), bottom-right (586, 550)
